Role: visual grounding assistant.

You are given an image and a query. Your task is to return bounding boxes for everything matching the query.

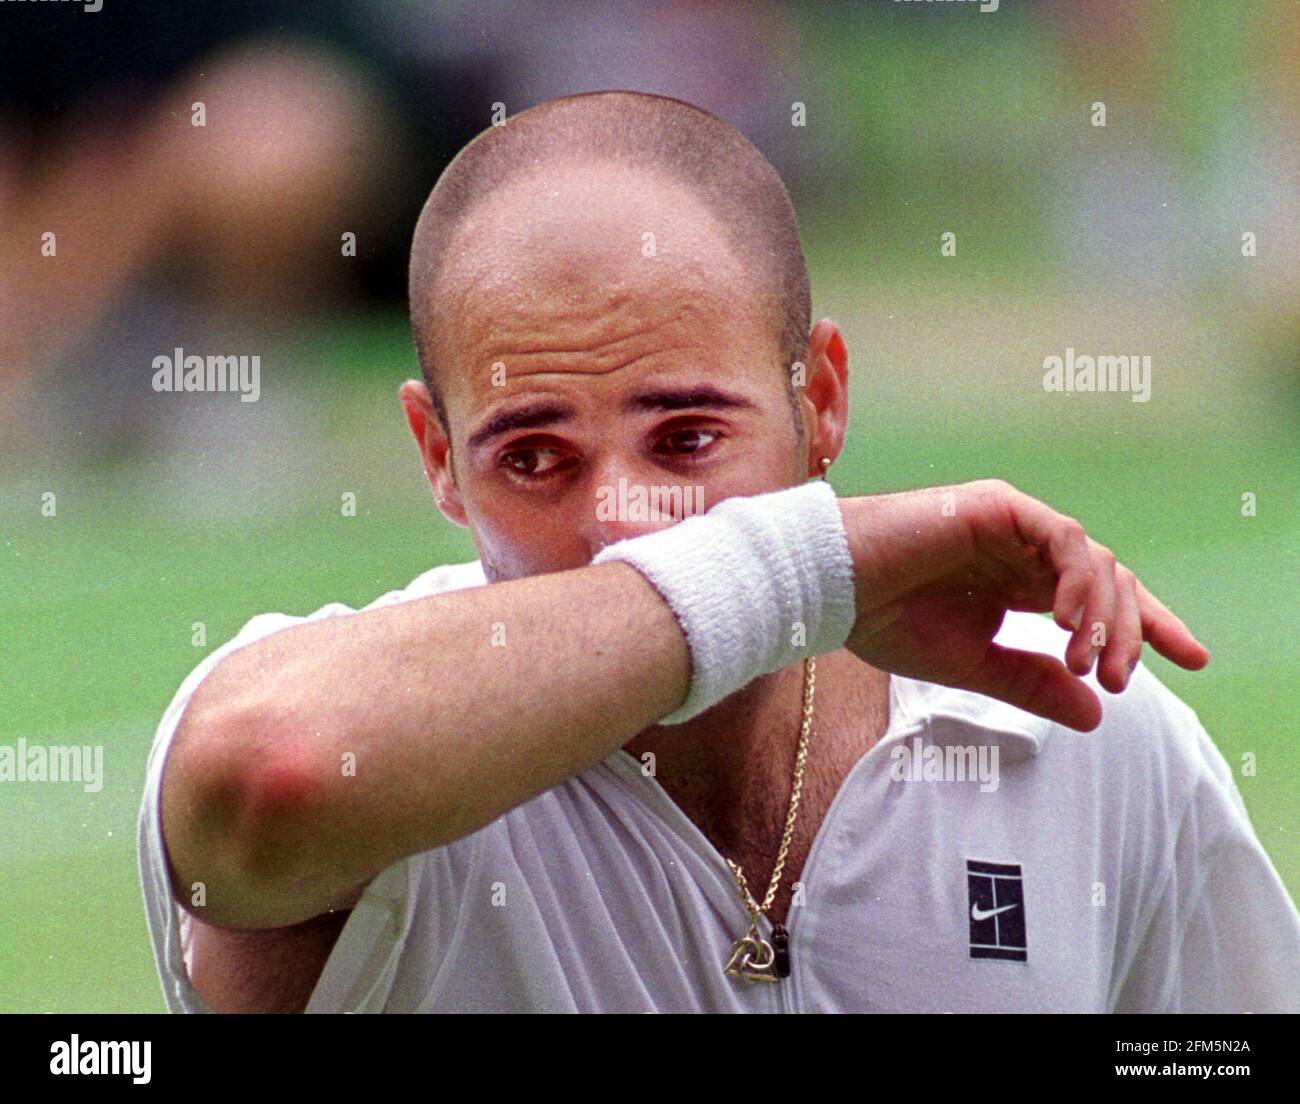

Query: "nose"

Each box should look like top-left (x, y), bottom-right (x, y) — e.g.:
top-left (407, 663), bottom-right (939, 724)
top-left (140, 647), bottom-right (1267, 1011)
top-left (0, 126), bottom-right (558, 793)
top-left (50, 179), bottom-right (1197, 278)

top-left (583, 461), bottom-right (696, 559)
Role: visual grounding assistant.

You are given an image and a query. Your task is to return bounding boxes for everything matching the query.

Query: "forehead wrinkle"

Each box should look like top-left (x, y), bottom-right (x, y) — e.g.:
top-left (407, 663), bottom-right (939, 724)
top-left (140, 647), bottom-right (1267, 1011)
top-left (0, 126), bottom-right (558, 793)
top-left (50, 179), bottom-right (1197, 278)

top-left (496, 341), bottom-right (703, 382)
top-left (478, 297), bottom-right (707, 367)
top-left (441, 266), bottom-right (641, 367)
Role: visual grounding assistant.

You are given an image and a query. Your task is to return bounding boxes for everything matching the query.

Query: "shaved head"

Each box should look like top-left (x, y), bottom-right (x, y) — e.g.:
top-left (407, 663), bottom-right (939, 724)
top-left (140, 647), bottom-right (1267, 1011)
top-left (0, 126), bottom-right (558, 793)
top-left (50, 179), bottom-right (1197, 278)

top-left (408, 91), bottom-right (811, 433)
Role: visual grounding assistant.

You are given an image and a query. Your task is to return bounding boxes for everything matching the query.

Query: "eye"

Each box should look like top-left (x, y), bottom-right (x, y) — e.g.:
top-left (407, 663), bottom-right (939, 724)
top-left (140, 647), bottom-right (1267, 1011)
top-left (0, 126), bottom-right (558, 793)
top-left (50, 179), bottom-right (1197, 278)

top-left (653, 428), bottom-right (721, 456)
top-left (499, 445), bottom-right (571, 478)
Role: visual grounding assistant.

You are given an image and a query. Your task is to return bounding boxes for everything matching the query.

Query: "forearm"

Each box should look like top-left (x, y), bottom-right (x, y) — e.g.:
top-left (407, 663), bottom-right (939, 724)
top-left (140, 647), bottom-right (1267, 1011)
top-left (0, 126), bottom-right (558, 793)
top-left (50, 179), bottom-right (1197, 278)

top-left (164, 561), bottom-right (688, 928)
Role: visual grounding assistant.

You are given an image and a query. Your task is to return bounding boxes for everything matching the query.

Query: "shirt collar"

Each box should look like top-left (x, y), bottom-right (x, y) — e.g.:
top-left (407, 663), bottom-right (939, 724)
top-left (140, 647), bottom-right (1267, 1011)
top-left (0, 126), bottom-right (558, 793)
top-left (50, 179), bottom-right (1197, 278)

top-left (886, 674), bottom-right (1050, 763)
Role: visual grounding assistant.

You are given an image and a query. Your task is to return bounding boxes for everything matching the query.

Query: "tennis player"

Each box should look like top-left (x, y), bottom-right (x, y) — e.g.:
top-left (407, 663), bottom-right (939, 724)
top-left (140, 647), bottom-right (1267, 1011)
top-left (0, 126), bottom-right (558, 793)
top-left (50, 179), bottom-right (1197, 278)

top-left (139, 91), bottom-right (1300, 1013)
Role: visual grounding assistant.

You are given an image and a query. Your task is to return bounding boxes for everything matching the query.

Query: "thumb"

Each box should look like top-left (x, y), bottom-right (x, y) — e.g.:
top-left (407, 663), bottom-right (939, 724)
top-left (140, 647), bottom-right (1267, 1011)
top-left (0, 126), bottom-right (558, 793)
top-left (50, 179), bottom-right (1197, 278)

top-left (959, 644), bottom-right (1102, 733)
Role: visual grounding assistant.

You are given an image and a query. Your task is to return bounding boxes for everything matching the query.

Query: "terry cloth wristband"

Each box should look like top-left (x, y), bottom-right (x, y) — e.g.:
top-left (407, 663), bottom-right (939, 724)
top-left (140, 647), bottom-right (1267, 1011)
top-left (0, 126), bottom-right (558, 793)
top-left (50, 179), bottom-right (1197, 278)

top-left (591, 478), bottom-right (857, 725)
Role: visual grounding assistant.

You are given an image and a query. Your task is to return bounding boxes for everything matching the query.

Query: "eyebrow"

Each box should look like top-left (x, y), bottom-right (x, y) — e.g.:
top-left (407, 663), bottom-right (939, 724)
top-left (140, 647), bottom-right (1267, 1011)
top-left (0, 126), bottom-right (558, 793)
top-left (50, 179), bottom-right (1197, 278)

top-left (466, 385), bottom-right (757, 452)
top-left (623, 386), bottom-right (758, 416)
top-left (467, 401), bottom-right (576, 452)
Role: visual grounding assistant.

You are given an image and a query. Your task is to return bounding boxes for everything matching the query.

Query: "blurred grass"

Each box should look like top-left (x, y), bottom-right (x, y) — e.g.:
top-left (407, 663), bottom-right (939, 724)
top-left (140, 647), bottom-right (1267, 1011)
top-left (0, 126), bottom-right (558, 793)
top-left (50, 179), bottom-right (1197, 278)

top-left (1, 297), bottom-right (1296, 1012)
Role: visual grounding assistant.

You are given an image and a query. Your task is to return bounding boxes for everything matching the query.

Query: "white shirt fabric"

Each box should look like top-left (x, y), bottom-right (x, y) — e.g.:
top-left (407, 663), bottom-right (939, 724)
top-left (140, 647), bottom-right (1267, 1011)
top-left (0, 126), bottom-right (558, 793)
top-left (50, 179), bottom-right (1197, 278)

top-left (138, 560), bottom-right (1300, 1013)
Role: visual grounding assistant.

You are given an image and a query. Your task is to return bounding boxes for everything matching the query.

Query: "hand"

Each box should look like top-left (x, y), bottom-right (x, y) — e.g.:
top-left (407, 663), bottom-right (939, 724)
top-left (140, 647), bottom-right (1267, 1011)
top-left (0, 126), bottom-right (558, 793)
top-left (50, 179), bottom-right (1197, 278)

top-left (838, 479), bottom-right (1210, 732)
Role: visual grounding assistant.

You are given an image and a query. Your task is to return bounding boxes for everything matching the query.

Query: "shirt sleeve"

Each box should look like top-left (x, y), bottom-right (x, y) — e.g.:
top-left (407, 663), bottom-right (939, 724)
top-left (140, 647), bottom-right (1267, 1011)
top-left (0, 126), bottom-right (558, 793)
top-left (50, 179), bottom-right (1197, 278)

top-left (1113, 719), bottom-right (1300, 1013)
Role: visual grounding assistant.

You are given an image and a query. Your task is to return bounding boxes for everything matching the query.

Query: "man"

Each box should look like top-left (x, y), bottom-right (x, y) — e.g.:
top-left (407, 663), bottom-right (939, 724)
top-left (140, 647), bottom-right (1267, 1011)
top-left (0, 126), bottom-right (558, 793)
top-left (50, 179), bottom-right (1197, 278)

top-left (139, 91), bottom-right (1300, 1013)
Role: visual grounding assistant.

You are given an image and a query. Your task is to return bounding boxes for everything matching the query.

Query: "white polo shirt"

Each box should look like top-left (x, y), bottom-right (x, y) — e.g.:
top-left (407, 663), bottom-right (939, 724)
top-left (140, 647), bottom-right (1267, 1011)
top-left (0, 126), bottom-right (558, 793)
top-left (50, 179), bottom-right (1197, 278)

top-left (138, 560), bottom-right (1300, 1013)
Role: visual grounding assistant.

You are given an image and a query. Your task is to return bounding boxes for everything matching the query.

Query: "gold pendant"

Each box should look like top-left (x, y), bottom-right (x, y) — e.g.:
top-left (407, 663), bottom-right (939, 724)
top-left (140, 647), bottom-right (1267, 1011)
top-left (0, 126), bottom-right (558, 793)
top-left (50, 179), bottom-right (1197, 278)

top-left (723, 925), bottom-right (780, 983)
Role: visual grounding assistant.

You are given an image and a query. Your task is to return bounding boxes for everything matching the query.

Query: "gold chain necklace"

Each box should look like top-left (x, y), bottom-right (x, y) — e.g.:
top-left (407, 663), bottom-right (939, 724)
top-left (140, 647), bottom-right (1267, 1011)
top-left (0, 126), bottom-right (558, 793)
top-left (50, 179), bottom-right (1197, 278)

top-left (722, 654), bottom-right (816, 983)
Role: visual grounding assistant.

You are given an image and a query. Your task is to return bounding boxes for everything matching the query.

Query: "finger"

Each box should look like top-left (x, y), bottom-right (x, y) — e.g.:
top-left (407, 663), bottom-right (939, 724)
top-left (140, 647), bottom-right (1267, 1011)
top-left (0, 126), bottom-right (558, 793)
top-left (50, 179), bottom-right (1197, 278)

top-left (1067, 542), bottom-right (1117, 677)
top-left (1098, 567), bottom-right (1142, 694)
top-left (1134, 577), bottom-right (1211, 670)
top-left (961, 644), bottom-right (1103, 732)
top-left (1002, 493), bottom-right (1094, 635)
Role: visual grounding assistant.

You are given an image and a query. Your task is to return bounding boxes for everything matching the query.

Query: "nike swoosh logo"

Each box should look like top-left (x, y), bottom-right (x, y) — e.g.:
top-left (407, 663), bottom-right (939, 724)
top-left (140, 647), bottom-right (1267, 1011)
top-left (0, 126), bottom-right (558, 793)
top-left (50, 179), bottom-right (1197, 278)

top-left (971, 902), bottom-right (1019, 922)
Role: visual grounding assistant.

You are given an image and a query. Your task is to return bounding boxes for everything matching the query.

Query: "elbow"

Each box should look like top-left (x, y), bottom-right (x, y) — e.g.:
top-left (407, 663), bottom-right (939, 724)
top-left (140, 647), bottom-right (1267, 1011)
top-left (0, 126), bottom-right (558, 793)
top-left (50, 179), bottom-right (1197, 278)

top-left (164, 696), bottom-right (334, 927)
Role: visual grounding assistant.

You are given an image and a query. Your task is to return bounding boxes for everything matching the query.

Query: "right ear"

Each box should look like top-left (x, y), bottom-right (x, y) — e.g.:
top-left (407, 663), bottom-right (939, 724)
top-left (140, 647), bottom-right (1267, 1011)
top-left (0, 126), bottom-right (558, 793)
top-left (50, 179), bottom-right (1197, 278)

top-left (399, 379), bottom-right (468, 527)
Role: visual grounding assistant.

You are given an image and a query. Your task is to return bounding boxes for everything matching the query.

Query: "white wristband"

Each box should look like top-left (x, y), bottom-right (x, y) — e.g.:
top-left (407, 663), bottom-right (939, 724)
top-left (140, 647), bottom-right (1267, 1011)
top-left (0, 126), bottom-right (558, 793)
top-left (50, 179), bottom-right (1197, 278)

top-left (592, 479), bottom-right (857, 724)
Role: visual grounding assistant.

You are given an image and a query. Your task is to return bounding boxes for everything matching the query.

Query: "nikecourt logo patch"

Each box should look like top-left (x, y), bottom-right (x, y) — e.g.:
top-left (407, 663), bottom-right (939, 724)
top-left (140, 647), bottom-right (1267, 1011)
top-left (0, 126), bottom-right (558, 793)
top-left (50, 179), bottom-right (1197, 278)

top-left (967, 859), bottom-right (1027, 961)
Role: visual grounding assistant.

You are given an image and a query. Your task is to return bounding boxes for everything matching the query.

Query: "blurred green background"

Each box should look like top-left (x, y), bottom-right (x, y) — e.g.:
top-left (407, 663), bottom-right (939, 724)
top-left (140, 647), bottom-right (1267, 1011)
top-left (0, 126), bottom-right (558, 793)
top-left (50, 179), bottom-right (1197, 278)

top-left (1, 0), bottom-right (1296, 1011)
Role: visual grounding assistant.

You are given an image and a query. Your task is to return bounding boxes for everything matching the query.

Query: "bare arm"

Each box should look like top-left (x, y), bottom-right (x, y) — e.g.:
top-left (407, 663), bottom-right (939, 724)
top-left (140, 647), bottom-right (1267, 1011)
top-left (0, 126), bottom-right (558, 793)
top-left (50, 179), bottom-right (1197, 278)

top-left (163, 561), bottom-right (689, 929)
top-left (166, 479), bottom-right (1209, 934)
